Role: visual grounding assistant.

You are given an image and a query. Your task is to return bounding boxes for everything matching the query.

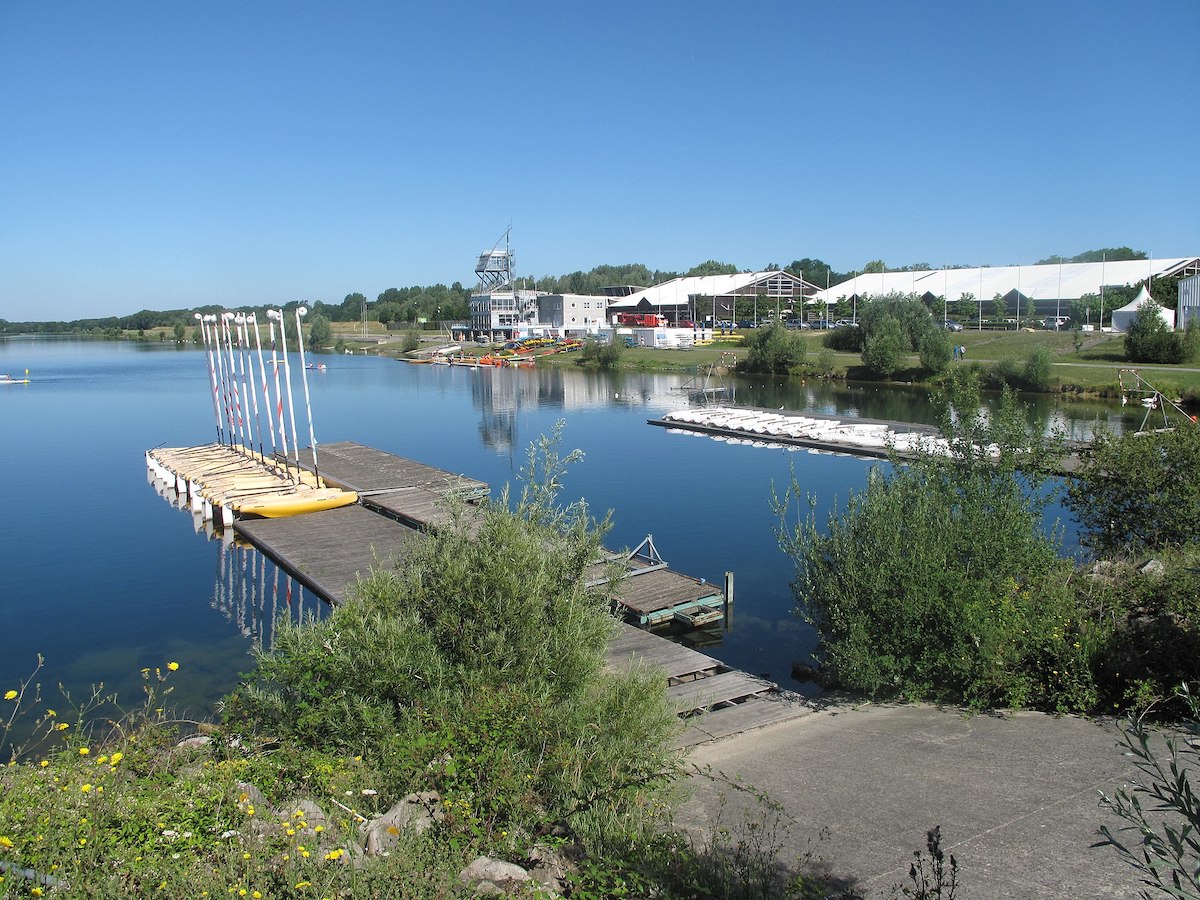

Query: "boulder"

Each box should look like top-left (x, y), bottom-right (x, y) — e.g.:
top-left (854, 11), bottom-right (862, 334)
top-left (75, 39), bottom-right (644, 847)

top-left (459, 856), bottom-right (531, 896)
top-left (362, 791), bottom-right (444, 856)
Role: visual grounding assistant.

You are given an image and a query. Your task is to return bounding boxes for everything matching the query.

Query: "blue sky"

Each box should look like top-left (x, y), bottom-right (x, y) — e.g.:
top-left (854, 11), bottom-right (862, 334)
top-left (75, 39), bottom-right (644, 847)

top-left (2, 1), bottom-right (1197, 321)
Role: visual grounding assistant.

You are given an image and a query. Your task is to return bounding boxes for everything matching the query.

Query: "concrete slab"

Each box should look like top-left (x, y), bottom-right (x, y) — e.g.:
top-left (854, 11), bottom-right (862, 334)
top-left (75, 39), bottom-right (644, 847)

top-left (676, 702), bottom-right (1151, 898)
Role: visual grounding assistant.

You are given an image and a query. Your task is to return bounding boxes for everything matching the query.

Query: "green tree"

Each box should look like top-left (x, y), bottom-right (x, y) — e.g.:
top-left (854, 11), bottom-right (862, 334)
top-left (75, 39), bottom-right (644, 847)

top-left (918, 328), bottom-right (952, 375)
top-left (861, 316), bottom-right (907, 379)
top-left (306, 314), bottom-right (333, 349)
top-left (862, 259), bottom-right (887, 274)
top-left (172, 322), bottom-right (186, 343)
top-left (1125, 303), bottom-right (1183, 364)
top-left (991, 293), bottom-right (1007, 322)
top-left (1067, 426), bottom-right (1200, 558)
top-left (741, 322), bottom-right (806, 374)
top-left (686, 260), bottom-right (739, 277)
top-left (953, 292), bottom-right (976, 322)
top-left (858, 292), bottom-right (936, 351)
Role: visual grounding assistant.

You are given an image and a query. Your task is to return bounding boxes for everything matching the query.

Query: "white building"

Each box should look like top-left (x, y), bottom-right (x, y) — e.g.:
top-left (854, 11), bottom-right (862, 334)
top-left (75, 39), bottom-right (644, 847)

top-left (536, 293), bottom-right (610, 334)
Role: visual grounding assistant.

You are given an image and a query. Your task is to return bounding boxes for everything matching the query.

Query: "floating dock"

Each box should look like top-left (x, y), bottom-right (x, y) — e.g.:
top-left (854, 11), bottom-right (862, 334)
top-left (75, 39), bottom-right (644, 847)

top-left (146, 441), bottom-right (807, 745)
top-left (651, 406), bottom-right (942, 459)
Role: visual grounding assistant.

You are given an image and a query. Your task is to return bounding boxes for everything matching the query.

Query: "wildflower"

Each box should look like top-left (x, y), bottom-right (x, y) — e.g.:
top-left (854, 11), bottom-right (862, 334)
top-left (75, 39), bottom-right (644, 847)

top-left (242, 852), bottom-right (250, 860)
top-left (45, 709), bottom-right (56, 717)
top-left (109, 752), bottom-right (123, 765)
top-left (56, 723), bottom-right (69, 731)
top-left (245, 805), bottom-right (255, 817)
top-left (312, 825), bottom-right (324, 833)
top-left (80, 784), bottom-right (92, 793)
top-left (300, 849), bottom-right (310, 859)
top-left (95, 756), bottom-right (108, 765)
top-left (167, 662), bottom-right (179, 671)
top-left (78, 838), bottom-right (87, 846)
top-left (295, 882), bottom-right (311, 890)
top-left (324, 848), bottom-right (344, 861)
top-left (0, 836), bottom-right (12, 849)
top-left (239, 891), bottom-right (247, 898)
top-left (4, 690), bottom-right (17, 701)
top-left (39, 760), bottom-right (48, 768)
top-left (253, 893), bottom-right (262, 899)
top-left (78, 747), bottom-right (89, 756)
top-left (32, 889), bottom-right (44, 897)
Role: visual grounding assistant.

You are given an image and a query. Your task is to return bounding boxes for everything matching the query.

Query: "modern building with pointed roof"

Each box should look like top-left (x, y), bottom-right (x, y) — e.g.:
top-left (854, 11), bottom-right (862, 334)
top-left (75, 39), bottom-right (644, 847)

top-left (607, 270), bottom-right (821, 324)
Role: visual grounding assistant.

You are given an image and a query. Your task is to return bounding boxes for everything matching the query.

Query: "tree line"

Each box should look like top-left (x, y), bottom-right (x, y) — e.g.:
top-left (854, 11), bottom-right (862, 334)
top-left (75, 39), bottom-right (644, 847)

top-left (1, 247), bottom-right (1160, 333)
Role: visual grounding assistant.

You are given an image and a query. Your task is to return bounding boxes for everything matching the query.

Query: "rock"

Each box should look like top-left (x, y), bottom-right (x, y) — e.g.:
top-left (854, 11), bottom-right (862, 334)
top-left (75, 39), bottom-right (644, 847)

top-left (526, 842), bottom-right (577, 895)
top-left (362, 791), bottom-right (444, 856)
top-left (459, 857), bottom-right (531, 896)
top-left (280, 798), bottom-right (330, 835)
top-left (235, 782), bottom-right (269, 814)
top-left (1139, 558), bottom-right (1165, 579)
top-left (174, 735), bottom-right (211, 750)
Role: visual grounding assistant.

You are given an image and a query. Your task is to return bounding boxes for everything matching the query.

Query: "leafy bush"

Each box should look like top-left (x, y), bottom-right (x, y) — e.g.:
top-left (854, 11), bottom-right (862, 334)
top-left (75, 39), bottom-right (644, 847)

top-left (402, 330), bottom-right (421, 352)
top-left (816, 347), bottom-right (838, 378)
top-left (1067, 426), bottom-right (1200, 557)
top-left (741, 323), bottom-right (806, 374)
top-left (861, 316), bottom-right (907, 380)
top-left (857, 292), bottom-right (935, 351)
top-left (1125, 303), bottom-right (1183, 363)
top-left (579, 336), bottom-right (623, 368)
top-left (1099, 682), bottom-right (1200, 899)
top-left (778, 374), bottom-right (1101, 711)
top-left (918, 329), bottom-right (952, 375)
top-left (224, 425), bottom-right (680, 844)
top-left (823, 324), bottom-right (863, 352)
top-left (1022, 345), bottom-right (1054, 391)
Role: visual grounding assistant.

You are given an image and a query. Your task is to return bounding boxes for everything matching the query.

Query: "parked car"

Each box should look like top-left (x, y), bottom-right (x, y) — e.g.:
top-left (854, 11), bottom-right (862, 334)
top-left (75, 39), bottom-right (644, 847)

top-left (677, 319), bottom-right (696, 328)
top-left (943, 320), bottom-right (964, 332)
top-left (832, 319), bottom-right (855, 329)
top-left (736, 319), bottom-right (757, 329)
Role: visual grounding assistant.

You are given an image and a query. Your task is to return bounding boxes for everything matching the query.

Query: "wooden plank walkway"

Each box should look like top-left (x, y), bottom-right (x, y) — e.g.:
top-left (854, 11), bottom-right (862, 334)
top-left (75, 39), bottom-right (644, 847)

top-left (236, 505), bottom-right (418, 604)
top-left (608, 624), bottom-right (810, 748)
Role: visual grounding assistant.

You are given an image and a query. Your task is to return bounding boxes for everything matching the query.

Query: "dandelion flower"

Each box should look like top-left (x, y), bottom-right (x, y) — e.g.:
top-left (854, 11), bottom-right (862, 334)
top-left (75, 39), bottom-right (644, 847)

top-left (253, 893), bottom-right (262, 899)
top-left (56, 723), bottom-right (69, 731)
top-left (0, 836), bottom-right (13, 849)
top-left (109, 752), bottom-right (123, 765)
top-left (78, 747), bottom-right (89, 756)
top-left (324, 848), bottom-right (344, 861)
top-left (95, 756), bottom-right (108, 765)
top-left (167, 662), bottom-right (179, 672)
top-left (80, 784), bottom-right (92, 793)
top-left (45, 709), bottom-right (56, 717)
top-left (39, 760), bottom-right (49, 768)
top-left (31, 889), bottom-right (44, 898)
top-left (3, 690), bottom-right (17, 701)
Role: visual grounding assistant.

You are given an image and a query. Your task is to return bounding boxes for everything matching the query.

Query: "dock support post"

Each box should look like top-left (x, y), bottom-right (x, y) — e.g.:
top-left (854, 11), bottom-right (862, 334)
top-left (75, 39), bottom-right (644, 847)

top-left (724, 571), bottom-right (734, 629)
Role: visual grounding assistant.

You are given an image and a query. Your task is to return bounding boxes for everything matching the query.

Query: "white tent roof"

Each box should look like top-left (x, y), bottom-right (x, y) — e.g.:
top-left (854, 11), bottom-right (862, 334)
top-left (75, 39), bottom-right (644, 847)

top-left (813, 258), bottom-right (1199, 304)
top-left (1110, 285), bottom-right (1176, 332)
top-left (608, 271), bottom-right (811, 310)
top-left (1113, 285), bottom-right (1153, 313)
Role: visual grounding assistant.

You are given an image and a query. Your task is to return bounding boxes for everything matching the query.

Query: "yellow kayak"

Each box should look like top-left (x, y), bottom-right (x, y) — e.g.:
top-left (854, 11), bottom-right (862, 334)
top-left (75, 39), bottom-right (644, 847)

top-left (230, 488), bottom-right (359, 518)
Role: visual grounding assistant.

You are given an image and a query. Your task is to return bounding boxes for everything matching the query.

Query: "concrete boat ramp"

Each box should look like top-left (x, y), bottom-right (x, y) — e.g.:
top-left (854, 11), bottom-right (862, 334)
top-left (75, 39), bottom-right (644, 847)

top-left (150, 441), bottom-right (808, 747)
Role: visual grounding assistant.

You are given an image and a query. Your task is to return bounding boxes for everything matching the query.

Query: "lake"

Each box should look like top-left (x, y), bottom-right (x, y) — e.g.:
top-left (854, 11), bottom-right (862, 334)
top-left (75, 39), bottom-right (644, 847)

top-left (0, 337), bottom-right (1138, 725)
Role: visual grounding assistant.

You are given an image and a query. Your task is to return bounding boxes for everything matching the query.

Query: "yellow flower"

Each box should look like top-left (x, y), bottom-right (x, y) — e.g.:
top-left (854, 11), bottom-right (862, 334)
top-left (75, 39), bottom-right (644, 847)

top-left (95, 756), bottom-right (108, 765)
top-left (45, 709), bottom-right (56, 717)
top-left (32, 889), bottom-right (44, 897)
top-left (109, 752), bottom-right (123, 765)
top-left (39, 760), bottom-right (48, 768)
top-left (245, 805), bottom-right (255, 817)
top-left (78, 748), bottom-right (89, 756)
top-left (56, 723), bottom-right (69, 731)
top-left (295, 882), bottom-right (311, 890)
top-left (3, 690), bottom-right (17, 701)
top-left (0, 836), bottom-right (12, 849)
top-left (80, 784), bottom-right (92, 793)
top-left (167, 662), bottom-right (179, 672)
top-left (78, 838), bottom-right (87, 846)
top-left (252, 893), bottom-right (262, 900)
top-left (324, 848), bottom-right (344, 861)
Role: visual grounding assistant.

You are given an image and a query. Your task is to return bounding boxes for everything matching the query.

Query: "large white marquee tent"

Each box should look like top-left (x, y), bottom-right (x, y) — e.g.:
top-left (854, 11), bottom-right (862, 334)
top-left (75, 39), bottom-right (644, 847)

top-left (811, 258), bottom-right (1200, 310)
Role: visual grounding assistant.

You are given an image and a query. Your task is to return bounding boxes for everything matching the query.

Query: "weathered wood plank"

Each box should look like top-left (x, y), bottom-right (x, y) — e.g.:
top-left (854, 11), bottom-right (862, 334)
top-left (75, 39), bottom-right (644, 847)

top-left (668, 671), bottom-right (773, 712)
top-left (236, 505), bottom-right (418, 604)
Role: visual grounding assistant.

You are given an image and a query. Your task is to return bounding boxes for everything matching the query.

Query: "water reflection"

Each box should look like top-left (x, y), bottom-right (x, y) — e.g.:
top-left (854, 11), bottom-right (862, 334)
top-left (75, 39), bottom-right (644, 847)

top-left (212, 539), bottom-right (320, 649)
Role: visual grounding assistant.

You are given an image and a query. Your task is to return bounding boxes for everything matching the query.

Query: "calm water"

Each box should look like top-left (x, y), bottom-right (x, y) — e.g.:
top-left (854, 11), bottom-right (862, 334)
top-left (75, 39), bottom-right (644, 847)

top-left (0, 338), bottom-right (1139, 720)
